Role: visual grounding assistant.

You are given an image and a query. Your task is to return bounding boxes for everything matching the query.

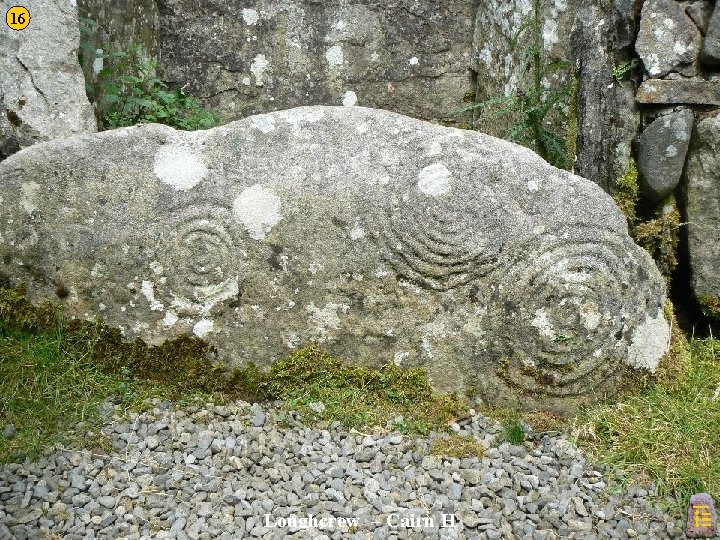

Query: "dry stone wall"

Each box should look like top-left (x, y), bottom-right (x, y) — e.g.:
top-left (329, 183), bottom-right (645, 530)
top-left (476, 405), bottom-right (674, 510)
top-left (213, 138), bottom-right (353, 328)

top-left (633, 0), bottom-right (720, 319)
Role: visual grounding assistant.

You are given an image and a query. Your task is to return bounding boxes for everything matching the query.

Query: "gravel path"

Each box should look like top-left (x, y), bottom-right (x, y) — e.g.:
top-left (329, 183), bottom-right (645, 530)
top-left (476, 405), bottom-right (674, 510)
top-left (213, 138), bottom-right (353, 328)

top-left (0, 400), bottom-right (685, 539)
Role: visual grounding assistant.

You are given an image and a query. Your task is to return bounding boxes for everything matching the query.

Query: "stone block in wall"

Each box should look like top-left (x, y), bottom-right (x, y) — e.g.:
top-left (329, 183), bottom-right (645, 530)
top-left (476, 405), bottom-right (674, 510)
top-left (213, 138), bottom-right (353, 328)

top-left (636, 79), bottom-right (720, 104)
top-left (636, 0), bottom-right (702, 77)
top-left (636, 109), bottom-right (694, 202)
top-left (701, 1), bottom-right (720, 65)
top-left (686, 0), bottom-right (714, 35)
top-left (685, 111), bottom-right (720, 315)
top-left (153, 0), bottom-right (477, 127)
top-left (571, 0), bottom-right (640, 193)
top-left (0, 0), bottom-right (96, 159)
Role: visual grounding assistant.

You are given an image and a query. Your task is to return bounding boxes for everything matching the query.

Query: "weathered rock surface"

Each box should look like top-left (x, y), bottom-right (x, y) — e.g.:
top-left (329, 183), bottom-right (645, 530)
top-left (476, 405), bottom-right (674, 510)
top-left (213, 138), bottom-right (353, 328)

top-left (0, 0), bottom-right (96, 160)
top-left (685, 112), bottom-right (720, 312)
top-left (149, 0), bottom-right (476, 126)
top-left (636, 0), bottom-right (702, 77)
top-left (636, 109), bottom-right (694, 201)
top-left (0, 106), bottom-right (669, 412)
top-left (701, 1), bottom-right (720, 65)
top-left (636, 79), bottom-right (720, 105)
top-left (571, 0), bottom-right (640, 193)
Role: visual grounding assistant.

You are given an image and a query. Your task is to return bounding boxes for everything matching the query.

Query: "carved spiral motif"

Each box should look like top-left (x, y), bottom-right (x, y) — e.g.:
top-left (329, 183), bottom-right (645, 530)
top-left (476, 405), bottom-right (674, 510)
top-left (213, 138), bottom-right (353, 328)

top-left (369, 191), bottom-right (504, 291)
top-left (156, 205), bottom-right (240, 308)
top-left (490, 226), bottom-right (659, 397)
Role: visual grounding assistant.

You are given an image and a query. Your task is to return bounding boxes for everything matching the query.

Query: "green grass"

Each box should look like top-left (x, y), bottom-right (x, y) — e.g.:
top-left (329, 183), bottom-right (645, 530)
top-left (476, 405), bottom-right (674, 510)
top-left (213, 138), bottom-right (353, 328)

top-left (0, 286), bottom-right (465, 462)
top-left (0, 321), bottom-right (135, 462)
top-left (574, 338), bottom-right (720, 510)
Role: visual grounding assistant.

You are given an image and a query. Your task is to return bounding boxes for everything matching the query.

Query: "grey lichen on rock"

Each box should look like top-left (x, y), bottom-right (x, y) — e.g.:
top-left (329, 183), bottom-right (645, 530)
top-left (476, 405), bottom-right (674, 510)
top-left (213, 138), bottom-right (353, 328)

top-left (636, 109), bottom-right (694, 202)
top-left (0, 106), bottom-right (670, 413)
top-left (700, 1), bottom-right (720, 65)
top-left (0, 0), bottom-right (96, 159)
top-left (636, 0), bottom-right (702, 77)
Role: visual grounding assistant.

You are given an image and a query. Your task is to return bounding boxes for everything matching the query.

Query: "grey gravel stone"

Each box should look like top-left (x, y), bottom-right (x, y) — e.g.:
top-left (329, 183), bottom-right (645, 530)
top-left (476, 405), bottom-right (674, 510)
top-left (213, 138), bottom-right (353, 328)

top-left (2, 425), bottom-right (15, 439)
top-left (0, 400), bottom-right (680, 539)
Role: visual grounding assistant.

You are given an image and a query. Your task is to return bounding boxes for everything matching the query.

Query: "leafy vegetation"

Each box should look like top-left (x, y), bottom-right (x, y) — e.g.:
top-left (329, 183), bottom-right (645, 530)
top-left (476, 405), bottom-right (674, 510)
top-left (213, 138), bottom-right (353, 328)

top-left (463, 0), bottom-right (574, 169)
top-left (96, 44), bottom-right (219, 130)
top-left (78, 19), bottom-right (219, 131)
top-left (0, 286), bottom-right (465, 462)
top-left (612, 59), bottom-right (639, 87)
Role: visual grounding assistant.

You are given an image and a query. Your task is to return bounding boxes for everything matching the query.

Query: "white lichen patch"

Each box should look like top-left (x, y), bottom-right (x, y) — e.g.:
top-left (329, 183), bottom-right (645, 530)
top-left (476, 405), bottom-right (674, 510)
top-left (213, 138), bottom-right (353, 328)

top-left (527, 179), bottom-right (539, 192)
top-left (233, 185), bottom-right (282, 241)
top-left (193, 319), bottom-right (214, 338)
top-left (664, 145), bottom-right (678, 158)
top-left (580, 306), bottom-right (601, 331)
top-left (149, 261), bottom-right (164, 275)
top-left (20, 182), bottom-right (41, 215)
top-left (409, 56), bottom-right (419, 65)
top-left (531, 308), bottom-right (556, 339)
top-left (417, 163), bottom-right (452, 196)
top-left (626, 313), bottom-right (670, 372)
top-left (325, 45), bottom-right (344, 67)
top-left (394, 351), bottom-right (410, 365)
top-left (163, 310), bottom-right (178, 327)
top-left (350, 224), bottom-right (365, 240)
top-left (141, 280), bottom-right (164, 311)
top-left (153, 141), bottom-right (208, 191)
top-left (242, 8), bottom-right (259, 25)
top-left (285, 332), bottom-right (300, 348)
top-left (250, 54), bottom-right (269, 86)
top-left (306, 302), bottom-right (349, 340)
top-left (251, 114), bottom-right (275, 134)
top-left (421, 336), bottom-right (434, 358)
top-left (342, 91), bottom-right (357, 106)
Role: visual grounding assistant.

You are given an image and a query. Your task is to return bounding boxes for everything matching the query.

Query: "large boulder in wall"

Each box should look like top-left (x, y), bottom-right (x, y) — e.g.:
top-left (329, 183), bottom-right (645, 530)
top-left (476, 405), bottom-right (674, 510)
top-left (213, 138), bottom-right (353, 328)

top-left (685, 112), bottom-right (720, 319)
top-left (0, 0), bottom-right (97, 160)
top-left (0, 106), bottom-right (669, 412)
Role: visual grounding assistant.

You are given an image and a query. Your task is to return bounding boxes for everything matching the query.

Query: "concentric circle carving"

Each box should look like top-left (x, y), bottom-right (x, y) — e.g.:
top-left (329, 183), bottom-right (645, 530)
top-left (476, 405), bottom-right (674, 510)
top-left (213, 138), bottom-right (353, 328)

top-left (155, 205), bottom-right (240, 311)
top-left (489, 225), bottom-right (661, 397)
top-left (368, 188), bottom-right (504, 291)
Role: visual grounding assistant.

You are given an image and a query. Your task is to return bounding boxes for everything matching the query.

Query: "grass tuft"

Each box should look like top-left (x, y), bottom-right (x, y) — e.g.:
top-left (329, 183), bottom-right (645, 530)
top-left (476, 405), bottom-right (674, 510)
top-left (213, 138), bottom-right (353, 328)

top-left (429, 434), bottom-right (486, 459)
top-left (573, 337), bottom-right (720, 510)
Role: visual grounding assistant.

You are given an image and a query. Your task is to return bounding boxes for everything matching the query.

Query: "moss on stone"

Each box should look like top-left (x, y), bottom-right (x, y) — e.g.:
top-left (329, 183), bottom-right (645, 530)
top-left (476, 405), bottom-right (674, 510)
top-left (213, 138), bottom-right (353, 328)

top-left (634, 196), bottom-right (681, 281)
top-left (613, 157), bottom-right (639, 226)
top-left (0, 285), bottom-right (466, 437)
top-left (698, 295), bottom-right (720, 321)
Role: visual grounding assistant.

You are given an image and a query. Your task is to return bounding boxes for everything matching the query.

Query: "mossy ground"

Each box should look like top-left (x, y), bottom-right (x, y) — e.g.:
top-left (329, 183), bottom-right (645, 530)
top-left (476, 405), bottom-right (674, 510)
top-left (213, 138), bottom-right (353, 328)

top-left (0, 286), bottom-right (465, 463)
top-left (3, 286), bottom-right (719, 518)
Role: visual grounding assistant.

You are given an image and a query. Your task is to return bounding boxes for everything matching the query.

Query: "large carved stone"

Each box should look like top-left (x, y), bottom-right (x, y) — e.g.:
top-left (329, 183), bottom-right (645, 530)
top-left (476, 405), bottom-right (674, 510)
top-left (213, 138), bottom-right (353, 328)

top-left (0, 106), bottom-right (669, 412)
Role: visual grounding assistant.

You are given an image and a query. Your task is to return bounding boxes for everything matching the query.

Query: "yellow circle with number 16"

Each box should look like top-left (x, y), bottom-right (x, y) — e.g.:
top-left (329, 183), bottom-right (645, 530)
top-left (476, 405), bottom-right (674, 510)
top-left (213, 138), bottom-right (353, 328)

top-left (6, 6), bottom-right (31, 31)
